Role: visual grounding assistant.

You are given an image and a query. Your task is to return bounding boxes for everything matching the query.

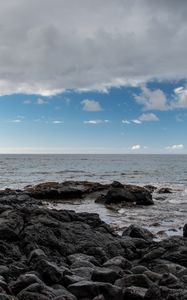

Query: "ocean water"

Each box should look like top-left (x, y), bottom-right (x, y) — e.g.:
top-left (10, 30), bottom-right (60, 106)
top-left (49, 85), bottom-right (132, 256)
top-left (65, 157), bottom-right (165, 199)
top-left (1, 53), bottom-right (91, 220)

top-left (0, 154), bottom-right (187, 238)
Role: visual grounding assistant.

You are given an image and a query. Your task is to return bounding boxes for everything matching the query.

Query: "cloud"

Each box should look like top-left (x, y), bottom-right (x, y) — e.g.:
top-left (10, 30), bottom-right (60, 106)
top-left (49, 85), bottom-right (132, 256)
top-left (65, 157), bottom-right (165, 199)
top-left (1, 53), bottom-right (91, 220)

top-left (139, 113), bottom-right (159, 122)
top-left (0, 0), bottom-right (187, 96)
top-left (53, 120), bottom-right (63, 124)
top-left (84, 119), bottom-right (110, 124)
top-left (81, 99), bottom-right (102, 111)
top-left (131, 144), bottom-right (141, 150)
top-left (172, 86), bottom-right (187, 108)
top-left (122, 120), bottom-right (130, 124)
top-left (37, 98), bottom-right (48, 105)
top-left (166, 144), bottom-right (184, 150)
top-left (134, 85), bottom-right (168, 110)
top-left (132, 119), bottom-right (142, 124)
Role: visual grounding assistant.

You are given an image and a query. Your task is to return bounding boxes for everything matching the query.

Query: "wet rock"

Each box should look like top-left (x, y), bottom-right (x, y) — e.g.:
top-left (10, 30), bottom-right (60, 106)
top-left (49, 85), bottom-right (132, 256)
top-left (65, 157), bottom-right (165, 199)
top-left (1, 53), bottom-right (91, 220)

top-left (157, 187), bottom-right (172, 194)
top-left (104, 184), bottom-right (153, 206)
top-left (183, 224), bottom-right (187, 238)
top-left (144, 185), bottom-right (157, 193)
top-left (122, 225), bottom-right (154, 241)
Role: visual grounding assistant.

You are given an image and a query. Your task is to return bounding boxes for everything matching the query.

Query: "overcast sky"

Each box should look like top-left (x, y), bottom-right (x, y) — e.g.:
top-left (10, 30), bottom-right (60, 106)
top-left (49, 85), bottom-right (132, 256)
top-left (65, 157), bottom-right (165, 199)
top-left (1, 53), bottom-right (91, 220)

top-left (0, 0), bottom-right (187, 153)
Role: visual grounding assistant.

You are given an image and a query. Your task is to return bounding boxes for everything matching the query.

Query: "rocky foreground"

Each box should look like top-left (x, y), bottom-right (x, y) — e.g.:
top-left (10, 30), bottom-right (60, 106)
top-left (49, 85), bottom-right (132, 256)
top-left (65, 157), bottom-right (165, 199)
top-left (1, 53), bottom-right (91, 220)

top-left (0, 181), bottom-right (187, 299)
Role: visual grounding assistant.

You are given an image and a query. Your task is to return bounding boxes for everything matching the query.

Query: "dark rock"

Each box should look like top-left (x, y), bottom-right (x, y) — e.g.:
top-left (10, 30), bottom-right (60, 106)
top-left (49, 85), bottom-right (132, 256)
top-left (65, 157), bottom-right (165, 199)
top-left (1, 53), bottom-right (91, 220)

top-left (64, 274), bottom-right (85, 286)
top-left (122, 225), bottom-right (154, 241)
top-left (123, 286), bottom-right (147, 299)
top-left (144, 270), bottom-right (162, 282)
top-left (0, 210), bottom-right (24, 241)
top-left (144, 185), bottom-right (157, 193)
top-left (28, 249), bottom-right (47, 263)
top-left (35, 259), bottom-right (71, 285)
top-left (115, 274), bottom-right (153, 289)
top-left (67, 253), bottom-right (99, 266)
top-left (183, 224), bottom-right (187, 238)
top-left (70, 260), bottom-right (95, 269)
top-left (71, 267), bottom-right (94, 280)
top-left (92, 268), bottom-right (120, 284)
top-left (157, 187), bottom-right (172, 194)
top-left (102, 256), bottom-right (132, 270)
top-left (9, 273), bottom-right (43, 295)
top-left (158, 272), bottom-right (182, 288)
top-left (131, 265), bottom-right (149, 274)
top-left (68, 281), bottom-right (122, 300)
top-left (104, 185), bottom-right (153, 206)
top-left (111, 181), bottom-right (124, 188)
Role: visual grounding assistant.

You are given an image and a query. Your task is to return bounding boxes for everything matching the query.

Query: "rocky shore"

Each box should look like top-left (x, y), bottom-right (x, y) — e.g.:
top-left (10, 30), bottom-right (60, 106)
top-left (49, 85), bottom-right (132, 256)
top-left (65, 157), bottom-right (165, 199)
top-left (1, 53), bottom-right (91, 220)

top-left (0, 181), bottom-right (187, 299)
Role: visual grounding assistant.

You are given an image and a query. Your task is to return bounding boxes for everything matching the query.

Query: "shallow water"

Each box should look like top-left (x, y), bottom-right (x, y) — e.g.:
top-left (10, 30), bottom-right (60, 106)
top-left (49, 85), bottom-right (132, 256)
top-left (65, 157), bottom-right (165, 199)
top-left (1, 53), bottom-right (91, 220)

top-left (0, 154), bottom-right (187, 238)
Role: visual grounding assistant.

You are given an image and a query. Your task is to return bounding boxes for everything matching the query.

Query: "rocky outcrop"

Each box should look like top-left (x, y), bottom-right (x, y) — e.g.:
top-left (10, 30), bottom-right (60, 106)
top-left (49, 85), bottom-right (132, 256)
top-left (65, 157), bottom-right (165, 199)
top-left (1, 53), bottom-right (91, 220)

top-left (0, 181), bottom-right (186, 299)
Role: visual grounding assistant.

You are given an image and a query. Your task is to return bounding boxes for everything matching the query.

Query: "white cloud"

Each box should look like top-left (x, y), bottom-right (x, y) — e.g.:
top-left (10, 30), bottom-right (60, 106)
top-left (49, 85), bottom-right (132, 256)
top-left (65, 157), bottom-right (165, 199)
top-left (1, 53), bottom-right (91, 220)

top-left (9, 119), bottom-right (23, 123)
top-left (132, 119), bottom-right (142, 124)
top-left (81, 99), bottom-right (102, 112)
top-left (37, 98), bottom-right (48, 105)
top-left (173, 86), bottom-right (187, 108)
top-left (139, 113), bottom-right (159, 122)
top-left (131, 144), bottom-right (141, 150)
top-left (0, 1), bottom-right (187, 96)
top-left (53, 120), bottom-right (63, 124)
top-left (166, 144), bottom-right (184, 150)
top-left (122, 120), bottom-right (130, 124)
top-left (84, 119), bottom-right (110, 124)
top-left (134, 85), bottom-right (168, 111)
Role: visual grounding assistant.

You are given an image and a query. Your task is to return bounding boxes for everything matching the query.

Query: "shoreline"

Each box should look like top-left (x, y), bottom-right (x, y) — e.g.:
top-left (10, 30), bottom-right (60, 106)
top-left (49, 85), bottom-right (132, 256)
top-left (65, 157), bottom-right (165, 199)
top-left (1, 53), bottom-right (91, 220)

top-left (0, 180), bottom-right (187, 299)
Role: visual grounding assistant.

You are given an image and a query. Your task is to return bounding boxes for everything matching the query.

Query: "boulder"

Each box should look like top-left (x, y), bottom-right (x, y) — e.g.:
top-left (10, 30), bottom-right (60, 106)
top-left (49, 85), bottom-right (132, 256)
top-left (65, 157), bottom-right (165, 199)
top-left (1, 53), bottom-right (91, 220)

top-left (122, 225), bottom-right (154, 241)
top-left (92, 268), bottom-right (120, 283)
top-left (68, 281), bottom-right (122, 300)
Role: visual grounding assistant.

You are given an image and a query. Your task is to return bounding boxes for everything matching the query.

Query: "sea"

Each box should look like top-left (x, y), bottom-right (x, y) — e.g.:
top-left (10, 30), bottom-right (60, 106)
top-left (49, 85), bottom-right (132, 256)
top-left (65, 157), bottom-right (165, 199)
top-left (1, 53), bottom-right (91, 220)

top-left (0, 154), bottom-right (187, 238)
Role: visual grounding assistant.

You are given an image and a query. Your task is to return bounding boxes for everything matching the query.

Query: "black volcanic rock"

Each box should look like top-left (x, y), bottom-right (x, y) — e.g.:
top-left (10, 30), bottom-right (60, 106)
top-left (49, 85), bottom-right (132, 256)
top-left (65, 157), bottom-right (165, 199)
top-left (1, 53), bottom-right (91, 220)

top-left (0, 181), bottom-right (186, 299)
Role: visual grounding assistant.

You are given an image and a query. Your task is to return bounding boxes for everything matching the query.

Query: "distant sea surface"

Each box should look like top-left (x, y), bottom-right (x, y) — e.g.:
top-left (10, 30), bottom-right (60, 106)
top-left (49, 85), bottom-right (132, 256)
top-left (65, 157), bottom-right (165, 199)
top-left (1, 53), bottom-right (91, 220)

top-left (0, 154), bottom-right (187, 189)
top-left (0, 154), bottom-right (187, 238)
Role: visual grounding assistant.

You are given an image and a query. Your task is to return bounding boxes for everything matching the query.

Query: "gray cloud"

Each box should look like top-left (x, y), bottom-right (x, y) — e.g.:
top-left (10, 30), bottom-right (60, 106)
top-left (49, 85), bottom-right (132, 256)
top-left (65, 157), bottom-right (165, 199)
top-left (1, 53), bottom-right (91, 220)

top-left (0, 0), bottom-right (187, 95)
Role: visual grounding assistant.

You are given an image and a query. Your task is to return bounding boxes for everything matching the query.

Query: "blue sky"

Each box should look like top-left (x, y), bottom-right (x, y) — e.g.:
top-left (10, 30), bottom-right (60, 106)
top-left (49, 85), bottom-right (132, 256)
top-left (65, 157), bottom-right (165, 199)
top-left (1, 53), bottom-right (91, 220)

top-left (0, 80), bottom-right (186, 154)
top-left (0, 0), bottom-right (187, 154)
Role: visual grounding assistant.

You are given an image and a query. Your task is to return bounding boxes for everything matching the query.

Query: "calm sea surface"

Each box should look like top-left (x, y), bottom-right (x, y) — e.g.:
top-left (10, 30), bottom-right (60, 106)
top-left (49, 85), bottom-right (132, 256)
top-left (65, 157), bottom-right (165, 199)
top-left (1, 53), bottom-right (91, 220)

top-left (0, 154), bottom-right (187, 238)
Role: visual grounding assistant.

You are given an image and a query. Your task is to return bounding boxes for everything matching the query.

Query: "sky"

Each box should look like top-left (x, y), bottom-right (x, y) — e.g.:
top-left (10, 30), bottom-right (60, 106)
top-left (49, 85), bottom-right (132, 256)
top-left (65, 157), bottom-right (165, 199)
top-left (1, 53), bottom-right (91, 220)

top-left (0, 0), bottom-right (187, 154)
